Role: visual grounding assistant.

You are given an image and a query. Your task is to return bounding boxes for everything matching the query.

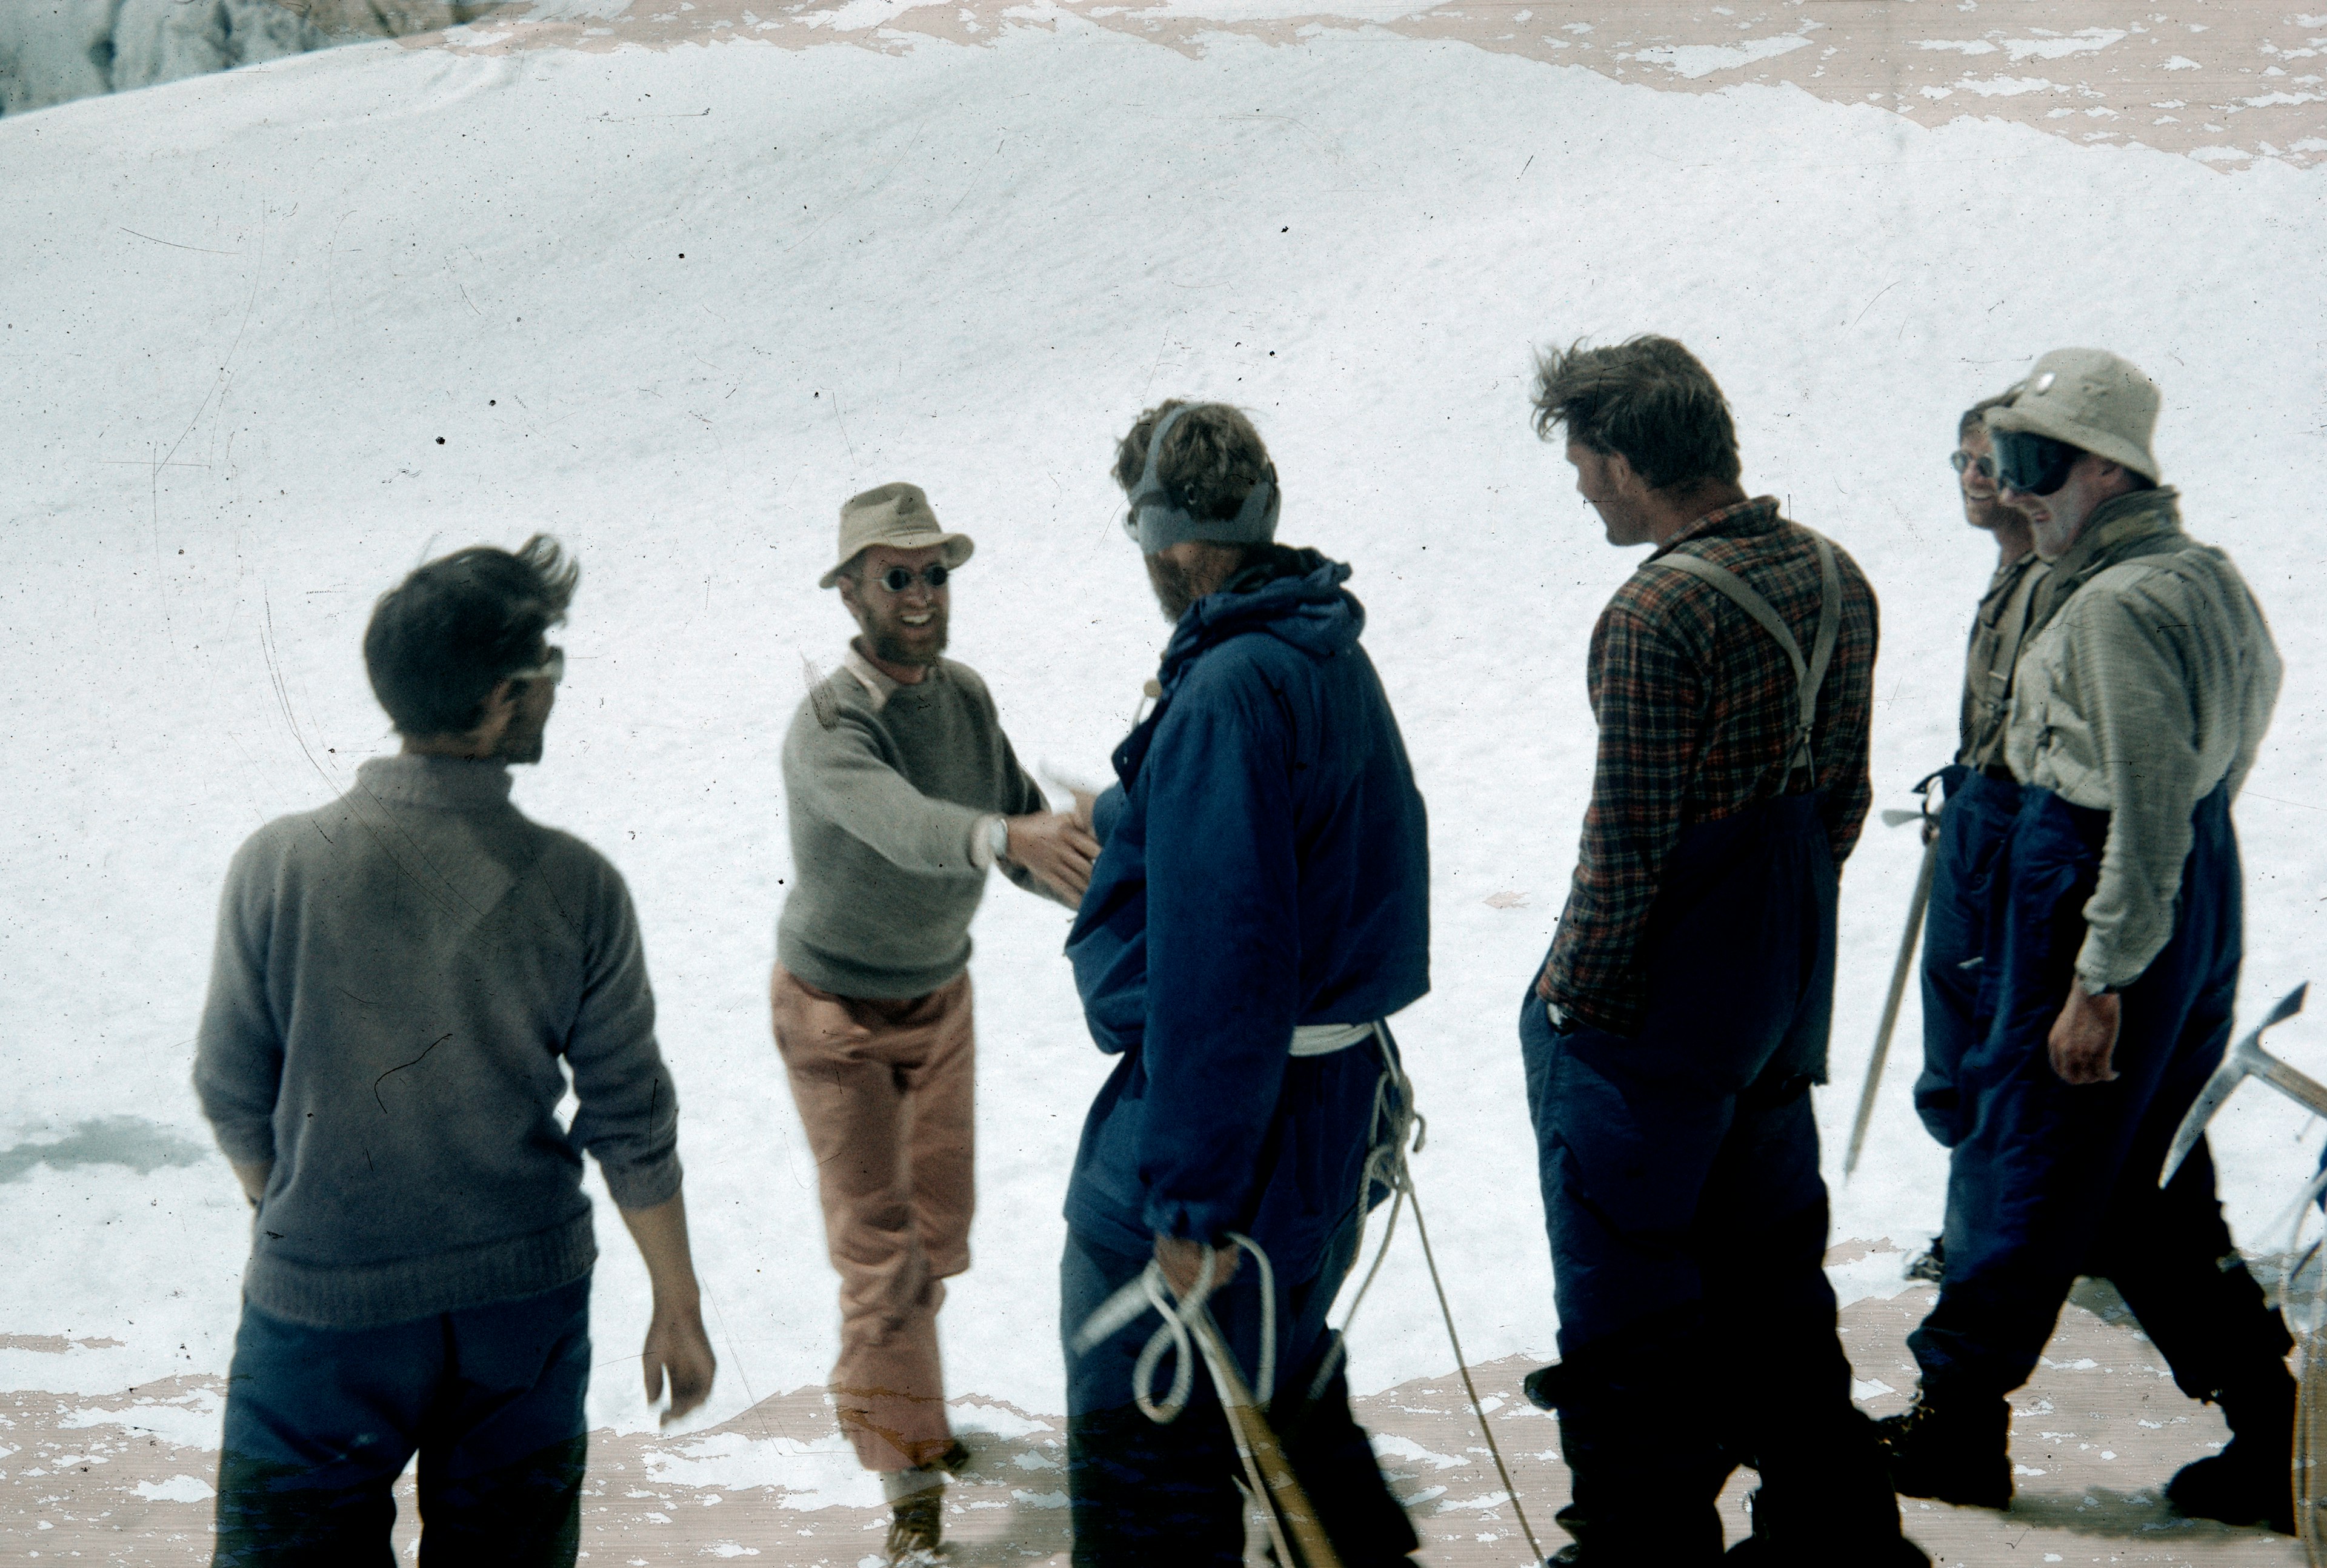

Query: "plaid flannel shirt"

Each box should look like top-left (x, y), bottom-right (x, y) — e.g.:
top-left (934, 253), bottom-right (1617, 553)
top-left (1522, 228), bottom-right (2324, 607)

top-left (1539, 497), bottom-right (1878, 1036)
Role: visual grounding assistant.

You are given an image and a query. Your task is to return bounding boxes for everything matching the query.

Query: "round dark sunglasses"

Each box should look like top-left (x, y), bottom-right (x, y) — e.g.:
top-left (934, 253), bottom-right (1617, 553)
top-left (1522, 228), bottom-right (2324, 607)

top-left (875, 563), bottom-right (950, 593)
top-left (1949, 450), bottom-right (1997, 482)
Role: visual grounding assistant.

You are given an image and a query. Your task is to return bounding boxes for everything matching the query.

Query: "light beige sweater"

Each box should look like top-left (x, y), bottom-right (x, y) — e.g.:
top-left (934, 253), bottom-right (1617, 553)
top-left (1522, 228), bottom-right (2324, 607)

top-left (2005, 492), bottom-right (2281, 991)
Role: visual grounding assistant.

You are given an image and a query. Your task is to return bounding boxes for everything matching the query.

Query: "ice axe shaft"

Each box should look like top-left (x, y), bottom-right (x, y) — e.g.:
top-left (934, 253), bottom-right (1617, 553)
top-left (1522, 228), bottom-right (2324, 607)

top-left (2160, 983), bottom-right (2312, 1189)
top-left (1845, 817), bottom-right (1940, 1178)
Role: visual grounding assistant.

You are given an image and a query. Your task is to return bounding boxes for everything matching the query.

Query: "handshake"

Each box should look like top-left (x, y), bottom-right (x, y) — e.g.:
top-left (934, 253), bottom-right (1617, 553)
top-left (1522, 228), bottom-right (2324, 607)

top-left (1004, 785), bottom-right (1102, 903)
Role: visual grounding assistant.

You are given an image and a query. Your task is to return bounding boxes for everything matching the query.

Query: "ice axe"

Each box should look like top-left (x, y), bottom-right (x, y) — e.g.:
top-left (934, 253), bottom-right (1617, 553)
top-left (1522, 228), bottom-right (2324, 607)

top-left (2160, 984), bottom-right (2317, 1189)
top-left (1843, 777), bottom-right (1944, 1179)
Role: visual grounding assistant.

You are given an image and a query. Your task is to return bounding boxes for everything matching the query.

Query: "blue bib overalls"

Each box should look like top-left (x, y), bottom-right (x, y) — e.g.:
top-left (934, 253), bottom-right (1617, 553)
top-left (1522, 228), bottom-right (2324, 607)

top-left (1907, 781), bottom-right (2291, 1402)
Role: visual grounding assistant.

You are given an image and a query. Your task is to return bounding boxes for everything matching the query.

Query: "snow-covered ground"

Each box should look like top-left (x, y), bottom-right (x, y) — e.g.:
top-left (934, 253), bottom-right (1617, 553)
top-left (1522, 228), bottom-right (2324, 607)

top-left (3, 14), bottom-right (2325, 1452)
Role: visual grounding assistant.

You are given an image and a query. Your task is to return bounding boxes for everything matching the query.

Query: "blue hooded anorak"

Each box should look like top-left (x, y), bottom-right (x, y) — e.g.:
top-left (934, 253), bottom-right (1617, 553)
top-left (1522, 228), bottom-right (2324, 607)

top-left (1063, 550), bottom-right (1430, 1281)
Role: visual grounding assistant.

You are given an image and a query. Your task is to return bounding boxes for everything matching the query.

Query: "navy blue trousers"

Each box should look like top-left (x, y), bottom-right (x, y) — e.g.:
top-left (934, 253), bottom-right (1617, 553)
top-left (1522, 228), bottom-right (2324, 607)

top-left (1909, 784), bottom-right (2291, 1399)
top-left (1521, 796), bottom-right (1902, 1560)
top-left (1913, 766), bottom-right (2022, 1149)
top-left (1060, 1219), bottom-right (1418, 1567)
top-left (211, 1275), bottom-right (591, 1567)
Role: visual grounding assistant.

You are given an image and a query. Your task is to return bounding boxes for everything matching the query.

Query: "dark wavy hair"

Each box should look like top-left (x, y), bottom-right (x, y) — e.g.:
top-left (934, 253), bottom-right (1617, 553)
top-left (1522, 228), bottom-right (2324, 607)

top-left (1959, 390), bottom-right (2017, 442)
top-left (363, 535), bottom-right (578, 737)
top-left (1529, 335), bottom-right (1742, 492)
top-left (1111, 400), bottom-right (1275, 520)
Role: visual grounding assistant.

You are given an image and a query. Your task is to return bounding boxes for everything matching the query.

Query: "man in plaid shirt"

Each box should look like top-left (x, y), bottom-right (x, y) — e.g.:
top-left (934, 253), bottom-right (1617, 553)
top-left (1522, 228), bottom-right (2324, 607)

top-left (1516, 336), bottom-right (1922, 1566)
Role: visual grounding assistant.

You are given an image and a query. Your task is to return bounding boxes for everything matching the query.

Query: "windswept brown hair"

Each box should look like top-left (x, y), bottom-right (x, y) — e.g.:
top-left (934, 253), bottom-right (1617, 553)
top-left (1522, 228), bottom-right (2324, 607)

top-left (363, 535), bottom-right (578, 737)
top-left (1530, 335), bottom-right (1742, 492)
top-left (1959, 391), bottom-right (2017, 442)
top-left (1111, 400), bottom-right (1274, 520)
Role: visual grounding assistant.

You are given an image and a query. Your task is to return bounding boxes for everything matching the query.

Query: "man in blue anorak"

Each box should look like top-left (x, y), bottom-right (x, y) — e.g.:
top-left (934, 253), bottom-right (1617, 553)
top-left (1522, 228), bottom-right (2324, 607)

top-left (1059, 400), bottom-right (1431, 1567)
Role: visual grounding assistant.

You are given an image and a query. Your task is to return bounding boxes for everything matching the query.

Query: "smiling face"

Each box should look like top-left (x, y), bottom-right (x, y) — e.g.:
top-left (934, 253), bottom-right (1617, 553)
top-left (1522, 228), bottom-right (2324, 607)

top-left (838, 543), bottom-right (950, 669)
top-left (1957, 425), bottom-right (2026, 534)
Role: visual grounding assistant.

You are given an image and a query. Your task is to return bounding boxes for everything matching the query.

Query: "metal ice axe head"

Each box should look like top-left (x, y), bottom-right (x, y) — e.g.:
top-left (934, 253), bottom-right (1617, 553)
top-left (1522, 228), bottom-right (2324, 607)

top-left (2160, 984), bottom-right (2318, 1189)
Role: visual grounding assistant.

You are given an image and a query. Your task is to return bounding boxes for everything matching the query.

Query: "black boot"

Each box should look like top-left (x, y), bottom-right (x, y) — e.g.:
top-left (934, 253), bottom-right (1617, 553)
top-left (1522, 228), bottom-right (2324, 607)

top-left (1874, 1385), bottom-right (2012, 1509)
top-left (2167, 1370), bottom-right (2296, 1533)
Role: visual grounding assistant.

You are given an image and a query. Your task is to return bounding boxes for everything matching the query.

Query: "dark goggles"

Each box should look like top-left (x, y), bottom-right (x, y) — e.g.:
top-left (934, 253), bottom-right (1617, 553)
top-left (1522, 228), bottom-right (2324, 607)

top-left (875, 563), bottom-right (949, 593)
top-left (1991, 428), bottom-right (2080, 497)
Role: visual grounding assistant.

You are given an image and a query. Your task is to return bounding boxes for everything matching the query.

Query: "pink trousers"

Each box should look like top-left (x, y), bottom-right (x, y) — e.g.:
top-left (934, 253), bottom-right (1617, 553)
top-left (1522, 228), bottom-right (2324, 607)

top-left (771, 964), bottom-right (974, 1472)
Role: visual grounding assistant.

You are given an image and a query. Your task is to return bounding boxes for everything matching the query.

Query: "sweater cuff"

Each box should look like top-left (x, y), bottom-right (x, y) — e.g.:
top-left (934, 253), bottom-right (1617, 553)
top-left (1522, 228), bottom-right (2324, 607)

top-left (600, 1149), bottom-right (685, 1212)
top-left (208, 1121), bottom-right (277, 1168)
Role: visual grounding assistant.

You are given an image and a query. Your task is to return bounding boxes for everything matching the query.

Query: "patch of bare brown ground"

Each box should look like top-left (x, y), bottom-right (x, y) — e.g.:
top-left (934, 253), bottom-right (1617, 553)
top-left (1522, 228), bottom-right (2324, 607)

top-left (364, 0), bottom-right (2327, 171)
top-left (4, 1273), bottom-right (2306, 1563)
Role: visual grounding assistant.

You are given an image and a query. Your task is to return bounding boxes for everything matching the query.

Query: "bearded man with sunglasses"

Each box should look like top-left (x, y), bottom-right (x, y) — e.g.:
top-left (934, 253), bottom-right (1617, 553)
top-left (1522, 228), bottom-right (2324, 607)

top-left (776, 481), bottom-right (1097, 1565)
top-left (1880, 349), bottom-right (2294, 1533)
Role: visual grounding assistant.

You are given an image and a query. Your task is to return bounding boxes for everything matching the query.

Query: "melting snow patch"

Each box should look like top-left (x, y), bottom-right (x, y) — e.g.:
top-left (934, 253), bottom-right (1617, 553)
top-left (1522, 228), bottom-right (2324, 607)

top-left (639, 1432), bottom-right (882, 1511)
top-left (1853, 1378), bottom-right (1897, 1400)
top-left (2002, 29), bottom-right (2125, 61)
top-left (948, 1401), bottom-right (1053, 1439)
top-left (1011, 1489), bottom-right (1070, 1507)
top-left (1916, 39), bottom-right (1999, 55)
top-left (1371, 1434), bottom-right (1466, 1470)
top-left (2163, 56), bottom-right (2201, 70)
top-left (57, 1389), bottom-right (222, 1450)
top-left (1954, 76), bottom-right (2056, 96)
top-left (133, 1475), bottom-right (214, 1503)
top-left (1630, 36), bottom-right (1811, 79)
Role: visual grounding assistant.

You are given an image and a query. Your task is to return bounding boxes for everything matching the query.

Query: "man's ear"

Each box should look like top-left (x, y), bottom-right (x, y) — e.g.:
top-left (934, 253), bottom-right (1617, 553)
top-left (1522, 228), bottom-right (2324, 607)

top-left (1604, 450), bottom-right (1645, 496)
top-left (467, 679), bottom-right (519, 752)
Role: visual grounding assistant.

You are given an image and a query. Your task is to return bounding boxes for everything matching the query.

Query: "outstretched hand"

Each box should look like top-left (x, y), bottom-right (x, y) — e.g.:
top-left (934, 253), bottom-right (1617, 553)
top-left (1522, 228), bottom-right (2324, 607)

top-left (2049, 982), bottom-right (2122, 1086)
top-left (642, 1297), bottom-right (717, 1429)
top-left (1007, 811), bottom-right (1100, 902)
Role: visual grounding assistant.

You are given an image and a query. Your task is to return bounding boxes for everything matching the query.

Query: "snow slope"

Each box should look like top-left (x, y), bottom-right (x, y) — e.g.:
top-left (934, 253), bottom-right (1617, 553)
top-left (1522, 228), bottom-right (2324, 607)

top-left (2, 18), bottom-right (2325, 1440)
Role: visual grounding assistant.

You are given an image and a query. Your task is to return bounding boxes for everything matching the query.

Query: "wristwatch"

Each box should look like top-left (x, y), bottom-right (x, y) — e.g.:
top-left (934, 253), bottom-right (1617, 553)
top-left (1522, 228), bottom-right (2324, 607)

top-left (988, 816), bottom-right (1011, 865)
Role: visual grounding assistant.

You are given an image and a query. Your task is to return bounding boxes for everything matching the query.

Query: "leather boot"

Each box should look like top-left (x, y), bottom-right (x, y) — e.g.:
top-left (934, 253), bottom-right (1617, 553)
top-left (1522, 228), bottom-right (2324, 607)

top-left (2166, 1369), bottom-right (2296, 1533)
top-left (1873, 1386), bottom-right (2012, 1509)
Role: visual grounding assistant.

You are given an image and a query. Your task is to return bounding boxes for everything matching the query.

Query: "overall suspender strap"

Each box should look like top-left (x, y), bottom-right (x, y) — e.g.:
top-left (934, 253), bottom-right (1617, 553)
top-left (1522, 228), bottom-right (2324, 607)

top-left (1647, 533), bottom-right (1840, 785)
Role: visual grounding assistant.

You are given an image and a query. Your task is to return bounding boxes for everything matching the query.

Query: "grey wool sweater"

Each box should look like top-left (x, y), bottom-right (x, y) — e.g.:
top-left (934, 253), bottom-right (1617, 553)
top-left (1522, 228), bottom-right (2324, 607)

top-left (194, 755), bottom-right (682, 1329)
top-left (778, 647), bottom-right (1051, 999)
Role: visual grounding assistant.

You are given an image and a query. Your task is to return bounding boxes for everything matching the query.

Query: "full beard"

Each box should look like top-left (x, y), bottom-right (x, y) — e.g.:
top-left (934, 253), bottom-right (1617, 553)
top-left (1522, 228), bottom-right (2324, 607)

top-left (869, 608), bottom-right (948, 666)
top-left (1145, 554), bottom-right (1205, 622)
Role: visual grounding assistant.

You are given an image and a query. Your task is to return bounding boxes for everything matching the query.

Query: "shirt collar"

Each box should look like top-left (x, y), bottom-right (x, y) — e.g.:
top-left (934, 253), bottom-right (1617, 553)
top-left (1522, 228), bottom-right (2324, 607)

top-left (354, 754), bottom-right (514, 810)
top-left (2045, 486), bottom-right (2183, 576)
top-left (1649, 495), bottom-right (1784, 560)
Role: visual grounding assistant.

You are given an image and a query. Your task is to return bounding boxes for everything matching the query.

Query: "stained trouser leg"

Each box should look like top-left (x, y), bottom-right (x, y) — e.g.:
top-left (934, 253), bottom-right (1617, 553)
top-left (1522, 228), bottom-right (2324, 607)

top-left (414, 1276), bottom-right (593, 1568)
top-left (771, 965), bottom-right (951, 1471)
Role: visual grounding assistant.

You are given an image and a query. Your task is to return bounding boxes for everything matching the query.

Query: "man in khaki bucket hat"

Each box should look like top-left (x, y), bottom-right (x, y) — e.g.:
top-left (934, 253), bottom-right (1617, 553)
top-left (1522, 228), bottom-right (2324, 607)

top-left (1880, 350), bottom-right (2293, 1535)
top-left (774, 482), bottom-right (1099, 1566)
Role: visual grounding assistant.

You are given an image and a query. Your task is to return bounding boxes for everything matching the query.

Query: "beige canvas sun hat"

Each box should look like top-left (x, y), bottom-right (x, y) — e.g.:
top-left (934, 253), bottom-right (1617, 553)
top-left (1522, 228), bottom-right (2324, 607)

top-left (818, 482), bottom-right (976, 588)
top-left (1985, 348), bottom-right (2163, 483)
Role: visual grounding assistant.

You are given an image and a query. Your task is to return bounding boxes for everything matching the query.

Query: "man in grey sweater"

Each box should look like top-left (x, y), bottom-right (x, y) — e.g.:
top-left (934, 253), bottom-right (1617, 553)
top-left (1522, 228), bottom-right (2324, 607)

top-left (195, 536), bottom-right (715, 1566)
top-left (774, 482), bottom-right (1095, 1566)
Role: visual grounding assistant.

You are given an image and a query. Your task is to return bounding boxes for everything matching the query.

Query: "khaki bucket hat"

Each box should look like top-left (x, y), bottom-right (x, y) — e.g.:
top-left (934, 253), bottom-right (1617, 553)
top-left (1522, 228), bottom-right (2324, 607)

top-left (819, 482), bottom-right (976, 589)
top-left (1985, 348), bottom-right (2162, 483)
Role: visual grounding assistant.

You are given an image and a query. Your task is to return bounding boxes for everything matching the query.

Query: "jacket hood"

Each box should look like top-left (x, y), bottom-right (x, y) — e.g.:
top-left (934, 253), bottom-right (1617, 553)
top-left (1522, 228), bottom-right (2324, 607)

top-left (1157, 548), bottom-right (1362, 688)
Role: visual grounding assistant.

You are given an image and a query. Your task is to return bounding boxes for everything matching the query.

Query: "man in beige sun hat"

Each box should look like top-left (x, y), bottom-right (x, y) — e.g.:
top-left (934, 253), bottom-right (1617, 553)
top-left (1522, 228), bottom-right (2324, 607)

top-left (776, 481), bottom-right (1099, 1566)
top-left (1881, 350), bottom-right (2292, 1535)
